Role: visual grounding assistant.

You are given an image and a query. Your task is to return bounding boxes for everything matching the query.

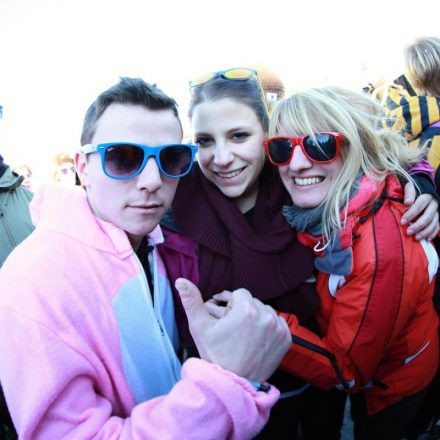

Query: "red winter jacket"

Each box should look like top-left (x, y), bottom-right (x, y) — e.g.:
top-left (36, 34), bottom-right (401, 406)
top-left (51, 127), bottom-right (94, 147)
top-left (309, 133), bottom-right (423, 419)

top-left (280, 175), bottom-right (439, 414)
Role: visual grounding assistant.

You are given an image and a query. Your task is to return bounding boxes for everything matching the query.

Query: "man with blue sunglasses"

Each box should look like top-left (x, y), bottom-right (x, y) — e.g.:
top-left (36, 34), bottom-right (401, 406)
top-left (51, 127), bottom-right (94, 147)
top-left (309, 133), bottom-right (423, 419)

top-left (0, 77), bottom-right (290, 439)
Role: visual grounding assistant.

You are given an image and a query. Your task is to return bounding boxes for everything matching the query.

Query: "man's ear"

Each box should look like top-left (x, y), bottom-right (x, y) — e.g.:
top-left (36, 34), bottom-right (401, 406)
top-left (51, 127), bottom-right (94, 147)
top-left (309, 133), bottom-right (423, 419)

top-left (75, 151), bottom-right (89, 187)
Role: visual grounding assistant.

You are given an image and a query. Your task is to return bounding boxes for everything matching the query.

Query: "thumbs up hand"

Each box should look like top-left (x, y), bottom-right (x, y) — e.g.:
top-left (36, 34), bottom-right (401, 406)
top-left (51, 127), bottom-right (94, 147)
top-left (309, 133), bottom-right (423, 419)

top-left (175, 278), bottom-right (291, 383)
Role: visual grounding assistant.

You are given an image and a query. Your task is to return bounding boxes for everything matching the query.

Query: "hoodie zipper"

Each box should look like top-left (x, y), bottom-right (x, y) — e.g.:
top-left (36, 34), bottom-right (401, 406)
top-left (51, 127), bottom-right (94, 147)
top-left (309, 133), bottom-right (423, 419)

top-left (133, 252), bottom-right (180, 381)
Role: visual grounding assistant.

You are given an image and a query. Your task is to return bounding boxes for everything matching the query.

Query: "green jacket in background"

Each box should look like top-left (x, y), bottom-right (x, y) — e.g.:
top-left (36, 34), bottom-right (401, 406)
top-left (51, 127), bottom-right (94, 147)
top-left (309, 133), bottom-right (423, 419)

top-left (0, 166), bottom-right (34, 268)
top-left (0, 164), bottom-right (34, 438)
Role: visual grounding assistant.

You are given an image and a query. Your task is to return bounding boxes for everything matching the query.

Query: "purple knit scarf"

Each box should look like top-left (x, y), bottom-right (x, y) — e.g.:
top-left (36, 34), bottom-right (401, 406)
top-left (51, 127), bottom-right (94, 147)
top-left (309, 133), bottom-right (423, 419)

top-left (172, 164), bottom-right (318, 322)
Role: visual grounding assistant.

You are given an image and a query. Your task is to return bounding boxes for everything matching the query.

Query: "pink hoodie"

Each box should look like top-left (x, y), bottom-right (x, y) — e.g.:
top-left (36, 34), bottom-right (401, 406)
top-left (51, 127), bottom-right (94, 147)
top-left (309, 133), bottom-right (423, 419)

top-left (0, 184), bottom-right (278, 439)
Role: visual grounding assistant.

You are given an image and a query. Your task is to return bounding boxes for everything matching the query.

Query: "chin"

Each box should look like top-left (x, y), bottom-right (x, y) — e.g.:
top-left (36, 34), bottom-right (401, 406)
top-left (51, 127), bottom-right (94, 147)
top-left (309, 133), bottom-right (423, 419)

top-left (292, 196), bottom-right (322, 209)
top-left (122, 221), bottom-right (157, 238)
top-left (218, 186), bottom-right (246, 199)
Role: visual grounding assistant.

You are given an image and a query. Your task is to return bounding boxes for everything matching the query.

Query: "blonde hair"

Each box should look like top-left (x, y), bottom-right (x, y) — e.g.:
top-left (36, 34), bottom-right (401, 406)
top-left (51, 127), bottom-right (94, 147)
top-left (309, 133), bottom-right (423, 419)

top-left (269, 87), bottom-right (423, 241)
top-left (405, 36), bottom-right (440, 96)
top-left (53, 153), bottom-right (74, 168)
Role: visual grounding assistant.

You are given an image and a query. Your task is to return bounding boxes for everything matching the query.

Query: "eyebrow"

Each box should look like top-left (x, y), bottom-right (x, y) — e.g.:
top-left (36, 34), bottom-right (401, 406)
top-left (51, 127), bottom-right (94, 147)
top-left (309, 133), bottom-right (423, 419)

top-left (194, 126), bottom-right (251, 136)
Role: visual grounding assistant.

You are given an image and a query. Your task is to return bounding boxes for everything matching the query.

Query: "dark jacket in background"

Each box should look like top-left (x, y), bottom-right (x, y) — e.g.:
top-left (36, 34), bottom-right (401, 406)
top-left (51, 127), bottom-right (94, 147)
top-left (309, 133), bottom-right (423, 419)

top-left (0, 165), bottom-right (34, 267)
top-left (0, 160), bottom-right (34, 439)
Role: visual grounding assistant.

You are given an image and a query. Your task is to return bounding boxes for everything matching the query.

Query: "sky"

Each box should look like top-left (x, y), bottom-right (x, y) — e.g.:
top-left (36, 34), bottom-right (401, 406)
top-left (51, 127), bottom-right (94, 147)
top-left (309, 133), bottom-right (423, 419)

top-left (0, 0), bottom-right (439, 187)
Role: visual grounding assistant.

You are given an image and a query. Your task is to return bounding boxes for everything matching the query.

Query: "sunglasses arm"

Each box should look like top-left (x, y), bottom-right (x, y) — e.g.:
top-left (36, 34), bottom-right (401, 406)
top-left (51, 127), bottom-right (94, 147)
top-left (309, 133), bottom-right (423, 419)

top-left (81, 144), bottom-right (98, 154)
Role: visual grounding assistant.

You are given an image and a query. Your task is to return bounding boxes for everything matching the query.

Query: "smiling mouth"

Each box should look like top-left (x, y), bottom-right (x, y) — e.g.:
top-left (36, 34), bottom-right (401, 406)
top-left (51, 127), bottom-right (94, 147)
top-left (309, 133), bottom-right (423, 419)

top-left (214, 167), bottom-right (246, 179)
top-left (294, 177), bottom-right (324, 186)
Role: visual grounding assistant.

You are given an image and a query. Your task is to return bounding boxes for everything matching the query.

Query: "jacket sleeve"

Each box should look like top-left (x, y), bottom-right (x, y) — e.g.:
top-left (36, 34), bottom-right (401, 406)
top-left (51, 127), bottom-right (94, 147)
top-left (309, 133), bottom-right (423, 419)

top-left (279, 299), bottom-right (361, 392)
top-left (408, 157), bottom-right (435, 179)
top-left (280, 263), bottom-right (396, 393)
top-left (280, 201), bottom-right (409, 392)
top-left (158, 226), bottom-right (200, 350)
top-left (0, 310), bottom-right (278, 440)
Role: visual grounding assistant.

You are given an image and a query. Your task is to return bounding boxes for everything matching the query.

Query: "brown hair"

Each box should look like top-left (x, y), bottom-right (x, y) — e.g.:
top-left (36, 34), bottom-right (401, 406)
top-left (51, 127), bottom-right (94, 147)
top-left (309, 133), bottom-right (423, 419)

top-left (80, 77), bottom-right (181, 145)
top-left (405, 37), bottom-right (440, 96)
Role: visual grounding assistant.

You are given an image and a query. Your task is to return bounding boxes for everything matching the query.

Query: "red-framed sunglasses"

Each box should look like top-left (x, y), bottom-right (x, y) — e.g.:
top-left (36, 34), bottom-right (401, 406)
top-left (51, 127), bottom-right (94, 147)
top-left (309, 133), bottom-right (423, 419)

top-left (264, 132), bottom-right (344, 166)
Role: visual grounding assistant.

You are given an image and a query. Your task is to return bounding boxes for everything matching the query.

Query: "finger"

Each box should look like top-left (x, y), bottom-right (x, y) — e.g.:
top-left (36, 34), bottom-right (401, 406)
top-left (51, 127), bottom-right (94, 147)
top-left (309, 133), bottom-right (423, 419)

top-left (240, 299), bottom-right (277, 328)
top-left (402, 195), bottom-right (430, 225)
top-left (414, 215), bottom-right (439, 241)
top-left (205, 301), bottom-right (228, 318)
top-left (263, 304), bottom-right (281, 327)
top-left (225, 289), bottom-right (257, 319)
top-left (212, 291), bottom-right (234, 303)
top-left (254, 298), bottom-right (273, 314)
top-left (277, 314), bottom-right (291, 340)
top-left (406, 200), bottom-right (437, 235)
top-left (226, 289), bottom-right (253, 307)
top-left (407, 211), bottom-right (431, 236)
top-left (264, 303), bottom-right (277, 314)
top-left (175, 278), bottom-right (212, 331)
top-left (403, 181), bottom-right (416, 206)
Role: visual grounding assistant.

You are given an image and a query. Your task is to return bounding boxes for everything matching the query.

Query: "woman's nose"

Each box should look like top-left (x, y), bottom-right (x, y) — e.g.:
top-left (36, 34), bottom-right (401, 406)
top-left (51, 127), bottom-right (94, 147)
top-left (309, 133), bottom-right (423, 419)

top-left (213, 143), bottom-right (234, 166)
top-left (289, 145), bottom-right (312, 171)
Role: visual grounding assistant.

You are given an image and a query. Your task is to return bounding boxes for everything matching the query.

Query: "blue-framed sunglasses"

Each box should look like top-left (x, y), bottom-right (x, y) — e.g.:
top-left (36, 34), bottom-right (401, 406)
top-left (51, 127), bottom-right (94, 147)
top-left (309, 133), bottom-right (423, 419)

top-left (81, 142), bottom-right (198, 180)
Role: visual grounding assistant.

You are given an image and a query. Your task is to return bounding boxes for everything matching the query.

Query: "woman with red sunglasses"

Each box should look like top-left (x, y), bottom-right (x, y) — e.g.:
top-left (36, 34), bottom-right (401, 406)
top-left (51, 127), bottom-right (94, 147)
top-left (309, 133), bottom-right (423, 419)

top-left (159, 70), bottom-right (439, 439)
top-left (264, 87), bottom-right (439, 439)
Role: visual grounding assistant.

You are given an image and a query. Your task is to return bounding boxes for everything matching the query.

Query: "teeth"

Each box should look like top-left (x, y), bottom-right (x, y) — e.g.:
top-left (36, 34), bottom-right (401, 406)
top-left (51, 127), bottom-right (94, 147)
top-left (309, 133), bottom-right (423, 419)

top-left (216, 168), bottom-right (243, 178)
top-left (295, 177), bottom-right (324, 186)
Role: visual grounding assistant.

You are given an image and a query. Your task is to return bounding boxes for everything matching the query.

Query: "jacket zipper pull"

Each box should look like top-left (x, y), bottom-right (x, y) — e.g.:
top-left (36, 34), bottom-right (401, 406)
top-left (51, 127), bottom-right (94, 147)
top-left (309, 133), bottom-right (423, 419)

top-left (157, 320), bottom-right (165, 336)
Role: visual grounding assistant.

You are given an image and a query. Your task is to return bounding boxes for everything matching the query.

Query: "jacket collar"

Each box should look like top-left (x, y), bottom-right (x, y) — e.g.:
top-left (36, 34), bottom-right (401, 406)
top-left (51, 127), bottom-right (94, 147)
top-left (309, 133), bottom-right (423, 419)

top-left (30, 184), bottom-right (163, 258)
top-left (0, 166), bottom-right (23, 191)
top-left (298, 176), bottom-right (385, 276)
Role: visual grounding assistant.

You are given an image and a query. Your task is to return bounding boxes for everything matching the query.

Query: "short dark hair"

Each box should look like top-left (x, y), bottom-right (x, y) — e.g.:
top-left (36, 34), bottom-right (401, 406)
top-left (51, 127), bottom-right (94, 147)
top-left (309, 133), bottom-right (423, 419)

top-left (81, 77), bottom-right (181, 145)
top-left (188, 77), bottom-right (269, 131)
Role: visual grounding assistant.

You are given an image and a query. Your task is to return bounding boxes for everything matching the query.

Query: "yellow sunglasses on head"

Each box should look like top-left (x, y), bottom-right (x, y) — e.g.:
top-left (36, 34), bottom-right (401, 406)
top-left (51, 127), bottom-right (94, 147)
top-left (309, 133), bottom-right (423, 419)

top-left (189, 67), bottom-right (271, 116)
top-left (189, 67), bottom-right (258, 88)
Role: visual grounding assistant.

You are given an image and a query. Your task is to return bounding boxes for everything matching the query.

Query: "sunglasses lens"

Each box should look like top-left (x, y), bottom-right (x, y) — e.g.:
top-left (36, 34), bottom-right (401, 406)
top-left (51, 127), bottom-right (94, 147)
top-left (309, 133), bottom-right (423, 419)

top-left (159, 145), bottom-right (193, 177)
top-left (190, 72), bottom-right (216, 88)
top-left (223, 68), bottom-right (254, 80)
top-left (304, 134), bottom-right (337, 161)
top-left (267, 139), bottom-right (293, 164)
top-left (104, 144), bottom-right (144, 178)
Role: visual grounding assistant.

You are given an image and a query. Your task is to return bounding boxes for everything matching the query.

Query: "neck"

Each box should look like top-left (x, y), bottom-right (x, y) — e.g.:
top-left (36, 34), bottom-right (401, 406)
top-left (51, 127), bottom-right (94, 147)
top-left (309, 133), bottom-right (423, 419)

top-left (127, 233), bottom-right (144, 252)
top-left (234, 179), bottom-right (259, 213)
